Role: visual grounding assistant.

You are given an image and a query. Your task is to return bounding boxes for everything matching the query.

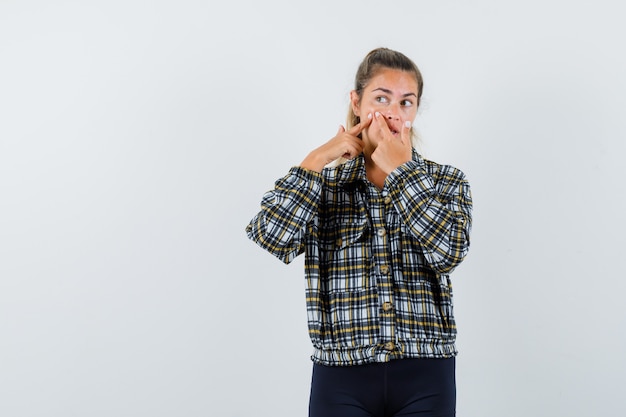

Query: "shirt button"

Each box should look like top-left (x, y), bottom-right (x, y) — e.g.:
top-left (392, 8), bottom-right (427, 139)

top-left (377, 228), bottom-right (386, 237)
top-left (384, 342), bottom-right (395, 351)
top-left (379, 265), bottom-right (389, 275)
top-left (336, 238), bottom-right (342, 247)
top-left (383, 196), bottom-right (392, 205)
top-left (382, 302), bottom-right (393, 312)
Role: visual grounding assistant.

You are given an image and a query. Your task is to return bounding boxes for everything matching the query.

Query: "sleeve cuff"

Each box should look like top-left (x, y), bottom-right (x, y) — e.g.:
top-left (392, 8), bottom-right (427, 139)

top-left (384, 159), bottom-right (433, 195)
top-left (275, 166), bottom-right (323, 187)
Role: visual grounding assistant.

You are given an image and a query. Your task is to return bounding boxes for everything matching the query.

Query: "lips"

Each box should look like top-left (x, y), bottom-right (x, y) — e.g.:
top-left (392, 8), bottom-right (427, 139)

top-left (386, 120), bottom-right (401, 136)
top-left (389, 123), bottom-right (401, 136)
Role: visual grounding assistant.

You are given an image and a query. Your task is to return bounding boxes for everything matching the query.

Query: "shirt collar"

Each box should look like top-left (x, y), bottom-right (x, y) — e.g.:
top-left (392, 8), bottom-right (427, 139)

top-left (333, 149), bottom-right (421, 188)
top-left (334, 154), bottom-right (368, 188)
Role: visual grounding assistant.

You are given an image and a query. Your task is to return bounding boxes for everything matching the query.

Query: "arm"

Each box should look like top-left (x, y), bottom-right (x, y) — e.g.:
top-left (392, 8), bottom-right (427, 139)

top-left (245, 167), bottom-right (323, 264)
top-left (246, 119), bottom-right (372, 263)
top-left (385, 158), bottom-right (473, 274)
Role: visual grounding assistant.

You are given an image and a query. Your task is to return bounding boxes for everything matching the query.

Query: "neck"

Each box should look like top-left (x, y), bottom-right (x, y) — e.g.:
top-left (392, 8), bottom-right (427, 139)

top-left (364, 156), bottom-right (386, 190)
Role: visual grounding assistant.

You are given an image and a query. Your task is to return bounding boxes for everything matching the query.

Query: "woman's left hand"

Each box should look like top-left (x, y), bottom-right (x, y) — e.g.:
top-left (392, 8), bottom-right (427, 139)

top-left (370, 112), bottom-right (413, 174)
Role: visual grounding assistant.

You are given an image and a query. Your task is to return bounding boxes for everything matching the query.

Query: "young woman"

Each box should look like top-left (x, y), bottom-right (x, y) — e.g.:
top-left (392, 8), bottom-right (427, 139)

top-left (246, 47), bottom-right (472, 417)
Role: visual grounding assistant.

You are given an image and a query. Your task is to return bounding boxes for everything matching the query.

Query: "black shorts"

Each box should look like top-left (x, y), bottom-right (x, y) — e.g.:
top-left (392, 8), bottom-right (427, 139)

top-left (309, 357), bottom-right (456, 417)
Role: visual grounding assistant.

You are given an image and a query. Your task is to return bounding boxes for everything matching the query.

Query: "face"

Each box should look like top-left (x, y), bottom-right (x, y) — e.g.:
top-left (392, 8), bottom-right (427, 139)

top-left (351, 68), bottom-right (419, 149)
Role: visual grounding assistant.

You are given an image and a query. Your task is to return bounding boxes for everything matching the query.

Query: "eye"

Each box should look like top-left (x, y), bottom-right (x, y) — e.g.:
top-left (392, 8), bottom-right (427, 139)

top-left (401, 99), bottom-right (413, 107)
top-left (375, 96), bottom-right (389, 103)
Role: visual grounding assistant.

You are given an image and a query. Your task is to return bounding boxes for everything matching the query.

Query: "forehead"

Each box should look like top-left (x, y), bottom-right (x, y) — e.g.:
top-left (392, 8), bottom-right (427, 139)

top-left (365, 68), bottom-right (418, 94)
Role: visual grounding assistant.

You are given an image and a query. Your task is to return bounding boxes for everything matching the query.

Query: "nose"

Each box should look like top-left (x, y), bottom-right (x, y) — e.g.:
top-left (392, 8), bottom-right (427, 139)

top-left (385, 103), bottom-right (401, 121)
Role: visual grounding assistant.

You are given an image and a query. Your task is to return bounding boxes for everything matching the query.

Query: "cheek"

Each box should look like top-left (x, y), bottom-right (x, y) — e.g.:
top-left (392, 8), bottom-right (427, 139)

top-left (404, 108), bottom-right (418, 122)
top-left (361, 103), bottom-right (383, 116)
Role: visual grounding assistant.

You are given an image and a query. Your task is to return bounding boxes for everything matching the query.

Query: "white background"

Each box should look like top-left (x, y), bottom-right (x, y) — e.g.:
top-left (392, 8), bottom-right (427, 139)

top-left (1, 1), bottom-right (625, 416)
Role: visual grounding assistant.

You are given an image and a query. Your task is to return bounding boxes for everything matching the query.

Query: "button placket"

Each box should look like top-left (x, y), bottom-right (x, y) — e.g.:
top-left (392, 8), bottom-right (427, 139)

top-left (364, 183), bottom-right (397, 359)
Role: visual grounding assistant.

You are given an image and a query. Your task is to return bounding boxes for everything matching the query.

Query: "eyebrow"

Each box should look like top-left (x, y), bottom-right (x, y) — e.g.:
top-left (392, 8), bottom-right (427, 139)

top-left (372, 87), bottom-right (417, 98)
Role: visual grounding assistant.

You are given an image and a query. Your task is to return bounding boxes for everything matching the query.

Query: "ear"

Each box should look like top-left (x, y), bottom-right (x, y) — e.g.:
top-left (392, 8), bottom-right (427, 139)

top-left (350, 90), bottom-right (361, 117)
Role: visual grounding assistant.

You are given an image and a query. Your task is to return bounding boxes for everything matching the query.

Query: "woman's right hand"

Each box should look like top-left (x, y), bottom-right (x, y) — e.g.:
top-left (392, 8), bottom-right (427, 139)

top-left (300, 115), bottom-right (372, 172)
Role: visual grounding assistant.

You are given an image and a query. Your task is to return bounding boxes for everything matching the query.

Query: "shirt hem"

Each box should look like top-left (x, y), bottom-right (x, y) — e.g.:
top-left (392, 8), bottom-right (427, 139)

top-left (310, 339), bottom-right (457, 366)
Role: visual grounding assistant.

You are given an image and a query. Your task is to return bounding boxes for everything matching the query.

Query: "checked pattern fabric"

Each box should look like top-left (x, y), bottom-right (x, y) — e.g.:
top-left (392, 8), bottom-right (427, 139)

top-left (246, 151), bottom-right (472, 366)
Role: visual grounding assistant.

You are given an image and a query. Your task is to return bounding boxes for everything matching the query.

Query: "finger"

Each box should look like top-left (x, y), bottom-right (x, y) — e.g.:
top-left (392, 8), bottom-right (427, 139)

top-left (401, 120), bottom-right (413, 147)
top-left (347, 112), bottom-right (373, 136)
top-left (373, 111), bottom-right (393, 140)
top-left (342, 139), bottom-right (364, 159)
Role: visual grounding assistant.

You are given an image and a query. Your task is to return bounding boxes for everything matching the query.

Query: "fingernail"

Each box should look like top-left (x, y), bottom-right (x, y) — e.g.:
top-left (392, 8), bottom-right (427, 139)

top-left (367, 113), bottom-right (372, 119)
top-left (375, 112), bottom-right (381, 118)
top-left (404, 121), bottom-right (412, 128)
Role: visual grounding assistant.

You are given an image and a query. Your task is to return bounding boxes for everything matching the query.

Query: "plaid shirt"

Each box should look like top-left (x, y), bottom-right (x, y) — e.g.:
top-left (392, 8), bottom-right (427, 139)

top-left (246, 150), bottom-right (472, 366)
